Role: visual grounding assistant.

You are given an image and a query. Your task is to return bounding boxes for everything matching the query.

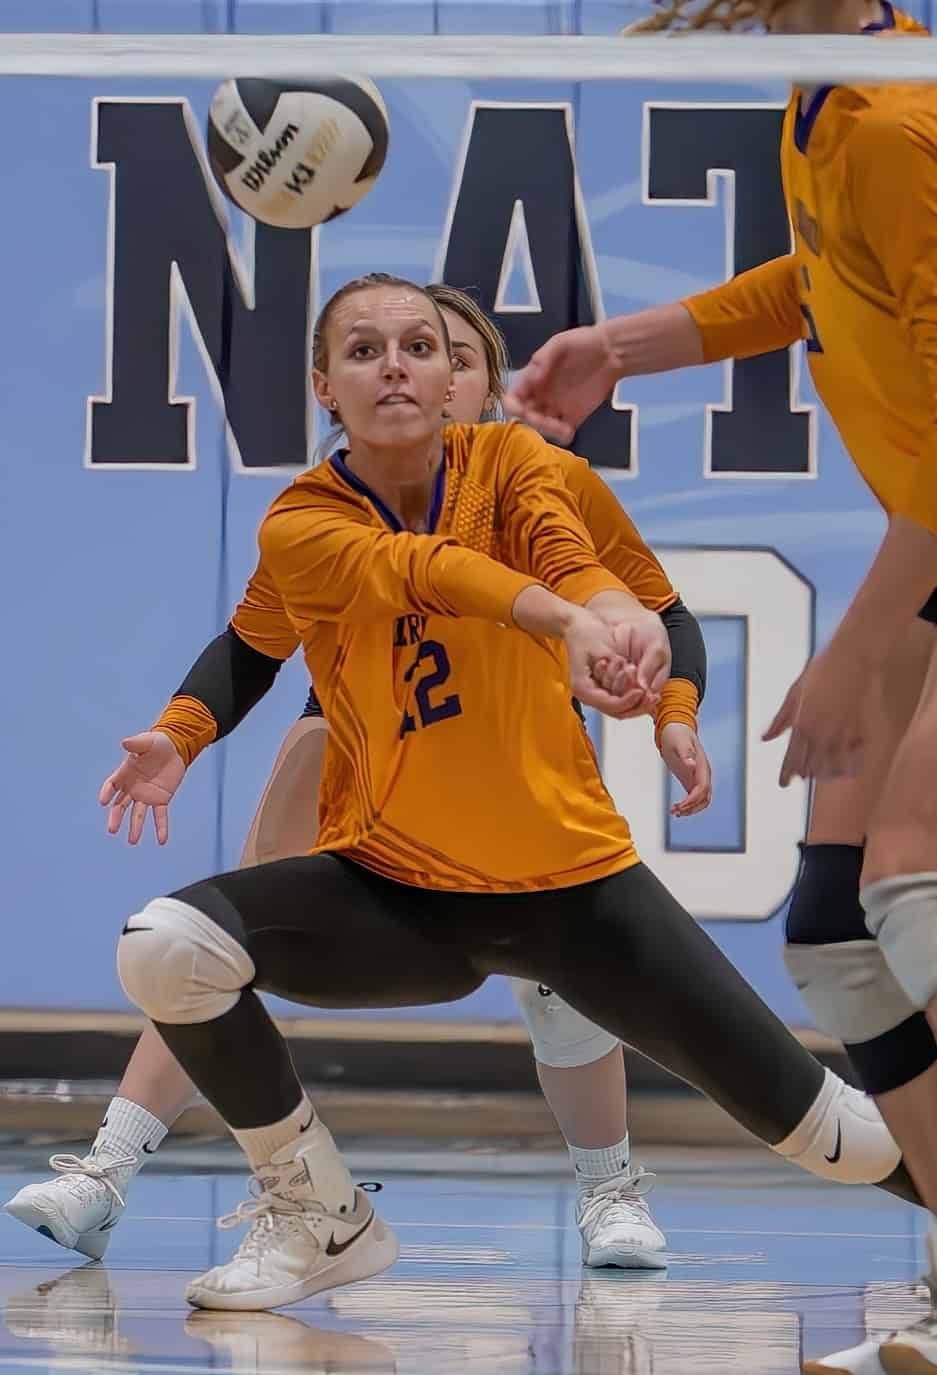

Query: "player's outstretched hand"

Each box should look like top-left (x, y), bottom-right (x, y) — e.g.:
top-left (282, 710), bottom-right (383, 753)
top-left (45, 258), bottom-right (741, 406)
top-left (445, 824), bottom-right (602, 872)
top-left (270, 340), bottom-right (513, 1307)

top-left (660, 723), bottom-right (713, 817)
top-left (763, 647), bottom-right (865, 785)
top-left (99, 730), bottom-right (186, 846)
top-left (504, 325), bottom-right (620, 443)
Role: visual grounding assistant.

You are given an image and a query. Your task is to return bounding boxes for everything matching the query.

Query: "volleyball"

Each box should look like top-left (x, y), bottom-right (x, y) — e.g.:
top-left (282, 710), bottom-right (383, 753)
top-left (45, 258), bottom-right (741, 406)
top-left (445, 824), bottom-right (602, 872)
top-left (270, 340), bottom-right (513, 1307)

top-left (207, 76), bottom-right (389, 229)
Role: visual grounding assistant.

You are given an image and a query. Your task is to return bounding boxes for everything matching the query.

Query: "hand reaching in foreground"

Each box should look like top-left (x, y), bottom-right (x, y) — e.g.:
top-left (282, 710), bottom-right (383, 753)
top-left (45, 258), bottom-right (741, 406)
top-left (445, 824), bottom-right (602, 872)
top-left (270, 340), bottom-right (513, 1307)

top-left (763, 645), bottom-right (867, 785)
top-left (504, 325), bottom-right (620, 443)
top-left (99, 730), bottom-right (186, 845)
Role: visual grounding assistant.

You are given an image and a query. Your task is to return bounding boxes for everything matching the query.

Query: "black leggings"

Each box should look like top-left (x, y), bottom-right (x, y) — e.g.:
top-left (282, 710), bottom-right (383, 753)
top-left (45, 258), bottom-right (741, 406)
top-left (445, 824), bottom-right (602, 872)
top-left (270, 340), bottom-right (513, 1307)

top-left (158, 856), bottom-right (826, 1143)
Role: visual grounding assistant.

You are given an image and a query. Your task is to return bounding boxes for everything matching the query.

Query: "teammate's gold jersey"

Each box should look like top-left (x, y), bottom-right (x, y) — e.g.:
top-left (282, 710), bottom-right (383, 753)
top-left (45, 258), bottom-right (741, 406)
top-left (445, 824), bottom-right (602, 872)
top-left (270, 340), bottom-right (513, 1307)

top-left (685, 7), bottom-right (937, 530)
top-left (158, 423), bottom-right (691, 892)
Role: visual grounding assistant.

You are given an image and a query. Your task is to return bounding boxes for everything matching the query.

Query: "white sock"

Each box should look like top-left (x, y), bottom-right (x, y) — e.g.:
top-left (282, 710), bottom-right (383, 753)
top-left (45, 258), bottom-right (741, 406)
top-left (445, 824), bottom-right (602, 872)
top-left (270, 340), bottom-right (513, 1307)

top-left (569, 1134), bottom-right (631, 1197)
top-left (233, 1095), bottom-right (315, 1172)
top-left (88, 1096), bottom-right (169, 1193)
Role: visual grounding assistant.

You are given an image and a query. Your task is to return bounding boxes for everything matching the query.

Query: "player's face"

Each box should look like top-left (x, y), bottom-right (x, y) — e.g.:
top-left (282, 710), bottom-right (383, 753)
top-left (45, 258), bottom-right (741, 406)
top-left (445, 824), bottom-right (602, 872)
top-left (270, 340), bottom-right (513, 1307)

top-left (315, 286), bottom-right (453, 449)
top-left (439, 307), bottom-right (496, 424)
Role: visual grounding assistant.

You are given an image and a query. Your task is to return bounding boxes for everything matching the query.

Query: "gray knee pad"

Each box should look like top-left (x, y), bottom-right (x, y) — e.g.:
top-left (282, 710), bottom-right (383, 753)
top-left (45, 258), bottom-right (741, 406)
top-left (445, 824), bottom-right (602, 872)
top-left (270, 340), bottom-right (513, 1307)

top-left (784, 939), bottom-right (919, 1044)
top-left (118, 897), bottom-right (255, 1025)
top-left (511, 979), bottom-right (619, 1068)
top-left (863, 874), bottom-right (937, 1010)
top-left (784, 939), bottom-right (936, 1095)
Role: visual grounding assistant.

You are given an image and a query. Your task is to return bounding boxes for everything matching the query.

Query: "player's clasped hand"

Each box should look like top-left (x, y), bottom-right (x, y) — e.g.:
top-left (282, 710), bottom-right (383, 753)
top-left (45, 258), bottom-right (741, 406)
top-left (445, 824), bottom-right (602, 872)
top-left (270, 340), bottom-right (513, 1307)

top-left (565, 605), bottom-right (671, 720)
top-left (763, 645), bottom-right (866, 786)
top-left (98, 731), bottom-right (186, 846)
top-left (564, 610), bottom-right (633, 716)
top-left (609, 611), bottom-right (671, 700)
top-left (589, 606), bottom-right (672, 717)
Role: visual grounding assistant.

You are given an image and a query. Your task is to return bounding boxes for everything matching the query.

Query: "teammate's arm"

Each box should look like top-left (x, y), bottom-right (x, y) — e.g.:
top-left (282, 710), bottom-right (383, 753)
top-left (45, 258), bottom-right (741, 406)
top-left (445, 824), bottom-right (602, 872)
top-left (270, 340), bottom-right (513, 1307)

top-left (593, 253), bottom-right (805, 373)
top-left (681, 255), bottom-right (805, 363)
top-left (504, 257), bottom-right (804, 441)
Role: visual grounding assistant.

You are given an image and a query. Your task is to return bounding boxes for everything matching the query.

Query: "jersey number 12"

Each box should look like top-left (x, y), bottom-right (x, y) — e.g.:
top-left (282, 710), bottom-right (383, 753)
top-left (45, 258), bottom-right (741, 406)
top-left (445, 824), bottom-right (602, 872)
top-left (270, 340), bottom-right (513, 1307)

top-left (400, 641), bottom-right (463, 737)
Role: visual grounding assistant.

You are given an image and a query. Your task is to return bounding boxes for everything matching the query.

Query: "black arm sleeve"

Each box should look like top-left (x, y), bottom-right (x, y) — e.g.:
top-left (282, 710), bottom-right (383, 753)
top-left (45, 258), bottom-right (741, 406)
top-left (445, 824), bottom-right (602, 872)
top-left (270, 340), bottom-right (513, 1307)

top-left (174, 626), bottom-right (285, 740)
top-left (661, 599), bottom-right (707, 703)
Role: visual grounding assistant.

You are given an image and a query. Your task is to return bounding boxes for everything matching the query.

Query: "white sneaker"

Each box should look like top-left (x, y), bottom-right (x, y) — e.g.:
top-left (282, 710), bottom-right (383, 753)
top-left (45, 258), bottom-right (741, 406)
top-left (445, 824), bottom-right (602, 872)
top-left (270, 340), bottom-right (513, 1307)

top-left (186, 1121), bottom-right (399, 1312)
top-left (4, 1152), bottom-right (135, 1261)
top-left (802, 1340), bottom-right (887, 1374)
top-left (880, 1306), bottom-right (937, 1373)
top-left (879, 1224), bottom-right (937, 1375)
top-left (577, 1167), bottom-right (667, 1269)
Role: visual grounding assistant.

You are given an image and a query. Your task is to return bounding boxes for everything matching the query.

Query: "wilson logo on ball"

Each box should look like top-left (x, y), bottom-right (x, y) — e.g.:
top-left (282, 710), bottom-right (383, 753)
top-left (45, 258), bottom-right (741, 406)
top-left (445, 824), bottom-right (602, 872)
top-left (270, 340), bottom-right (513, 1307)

top-left (239, 123), bottom-right (301, 194)
top-left (208, 77), bottom-right (389, 230)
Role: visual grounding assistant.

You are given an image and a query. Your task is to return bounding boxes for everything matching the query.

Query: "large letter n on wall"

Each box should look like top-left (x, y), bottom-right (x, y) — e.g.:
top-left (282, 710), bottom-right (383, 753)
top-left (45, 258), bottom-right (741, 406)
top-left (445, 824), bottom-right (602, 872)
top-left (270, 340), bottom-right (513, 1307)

top-left (87, 99), bottom-right (312, 470)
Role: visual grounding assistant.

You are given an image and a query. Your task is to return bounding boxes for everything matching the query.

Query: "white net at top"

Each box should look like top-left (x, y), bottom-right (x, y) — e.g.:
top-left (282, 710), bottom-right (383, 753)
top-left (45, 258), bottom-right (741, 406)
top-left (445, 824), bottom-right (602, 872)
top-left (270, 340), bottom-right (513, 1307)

top-left (0, 26), bottom-right (936, 84)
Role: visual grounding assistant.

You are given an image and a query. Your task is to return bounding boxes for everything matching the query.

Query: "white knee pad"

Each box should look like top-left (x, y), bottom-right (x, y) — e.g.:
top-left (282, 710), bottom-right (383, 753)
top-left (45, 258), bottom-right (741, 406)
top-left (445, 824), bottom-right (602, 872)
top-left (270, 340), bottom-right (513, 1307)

top-left (784, 940), bottom-right (918, 1045)
top-left (118, 897), bottom-right (255, 1025)
top-left (511, 979), bottom-right (619, 1068)
top-left (862, 874), bottom-right (937, 1010)
top-left (773, 1068), bottom-right (900, 1185)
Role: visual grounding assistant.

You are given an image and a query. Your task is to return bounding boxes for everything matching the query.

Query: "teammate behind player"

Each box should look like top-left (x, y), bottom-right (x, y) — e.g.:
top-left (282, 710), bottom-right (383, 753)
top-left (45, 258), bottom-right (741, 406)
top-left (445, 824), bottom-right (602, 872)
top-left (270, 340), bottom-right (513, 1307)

top-left (102, 275), bottom-right (925, 1315)
top-left (506, 4), bottom-right (937, 1369)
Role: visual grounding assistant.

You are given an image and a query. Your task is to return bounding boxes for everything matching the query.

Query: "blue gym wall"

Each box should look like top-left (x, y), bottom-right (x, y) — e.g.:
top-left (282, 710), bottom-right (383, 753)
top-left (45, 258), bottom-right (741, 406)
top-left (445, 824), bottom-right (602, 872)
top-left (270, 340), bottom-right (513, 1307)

top-left (0, 1), bottom-right (919, 1026)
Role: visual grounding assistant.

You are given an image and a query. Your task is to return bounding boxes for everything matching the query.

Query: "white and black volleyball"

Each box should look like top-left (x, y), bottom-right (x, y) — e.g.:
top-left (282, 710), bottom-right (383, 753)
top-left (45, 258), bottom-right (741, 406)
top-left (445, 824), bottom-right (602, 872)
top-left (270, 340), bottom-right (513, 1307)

top-left (207, 76), bottom-right (389, 229)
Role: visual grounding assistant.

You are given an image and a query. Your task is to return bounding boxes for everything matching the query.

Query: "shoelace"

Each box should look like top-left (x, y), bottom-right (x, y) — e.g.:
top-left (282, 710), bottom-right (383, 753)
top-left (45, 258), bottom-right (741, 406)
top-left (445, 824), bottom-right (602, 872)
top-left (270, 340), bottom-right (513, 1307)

top-left (577, 1167), bottom-right (657, 1230)
top-left (49, 1153), bottom-right (137, 1210)
top-left (216, 1176), bottom-right (383, 1263)
top-left (217, 1174), bottom-right (328, 1262)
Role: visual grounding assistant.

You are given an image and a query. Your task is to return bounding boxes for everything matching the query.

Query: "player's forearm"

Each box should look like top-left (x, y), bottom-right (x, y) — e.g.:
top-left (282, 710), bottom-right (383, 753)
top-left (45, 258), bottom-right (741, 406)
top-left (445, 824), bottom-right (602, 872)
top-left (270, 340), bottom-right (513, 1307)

top-left (586, 588), bottom-right (649, 621)
top-left (830, 516), bottom-right (937, 667)
top-left (512, 584), bottom-right (585, 638)
top-left (153, 627), bottom-right (284, 766)
top-left (599, 303), bottom-right (704, 380)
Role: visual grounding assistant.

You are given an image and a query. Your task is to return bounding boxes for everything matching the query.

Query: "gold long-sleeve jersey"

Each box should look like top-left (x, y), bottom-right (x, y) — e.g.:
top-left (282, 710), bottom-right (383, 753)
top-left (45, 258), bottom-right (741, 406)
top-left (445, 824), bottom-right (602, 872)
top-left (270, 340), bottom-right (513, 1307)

top-left (157, 423), bottom-right (693, 892)
top-left (685, 6), bottom-right (937, 531)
